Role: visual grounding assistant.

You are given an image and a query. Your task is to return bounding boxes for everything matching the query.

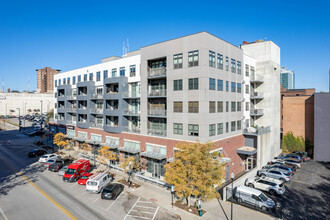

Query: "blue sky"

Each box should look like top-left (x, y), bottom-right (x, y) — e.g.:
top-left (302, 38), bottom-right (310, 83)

top-left (0, 0), bottom-right (329, 92)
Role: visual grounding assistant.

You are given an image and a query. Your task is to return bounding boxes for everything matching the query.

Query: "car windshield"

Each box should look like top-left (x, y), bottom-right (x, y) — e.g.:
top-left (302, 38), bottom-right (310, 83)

top-left (103, 189), bottom-right (113, 193)
top-left (87, 181), bottom-right (97, 186)
top-left (80, 176), bottom-right (89, 180)
top-left (66, 168), bottom-right (76, 175)
top-left (47, 159), bottom-right (55, 163)
top-left (259, 193), bottom-right (268, 202)
top-left (284, 172), bottom-right (291, 176)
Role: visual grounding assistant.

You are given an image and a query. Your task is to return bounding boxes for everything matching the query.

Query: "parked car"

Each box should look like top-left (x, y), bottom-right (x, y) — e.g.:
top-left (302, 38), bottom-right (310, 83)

top-left (101, 183), bottom-right (124, 200)
top-left (284, 158), bottom-right (302, 168)
top-left (262, 164), bottom-right (294, 175)
top-left (63, 159), bottom-right (90, 182)
top-left (43, 159), bottom-right (58, 168)
top-left (28, 149), bottom-right (46, 157)
top-left (245, 176), bottom-right (285, 195)
top-left (39, 154), bottom-right (59, 163)
top-left (292, 151), bottom-right (310, 162)
top-left (78, 173), bottom-right (94, 185)
top-left (49, 158), bottom-right (73, 172)
top-left (41, 145), bottom-right (52, 150)
top-left (284, 154), bottom-right (302, 162)
top-left (58, 165), bottom-right (69, 176)
top-left (258, 168), bottom-right (292, 182)
top-left (268, 161), bottom-right (297, 172)
top-left (86, 170), bottom-right (112, 193)
top-left (234, 186), bottom-right (275, 211)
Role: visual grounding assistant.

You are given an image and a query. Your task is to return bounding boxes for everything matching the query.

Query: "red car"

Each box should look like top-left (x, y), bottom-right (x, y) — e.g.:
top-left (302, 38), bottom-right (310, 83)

top-left (78, 173), bottom-right (94, 185)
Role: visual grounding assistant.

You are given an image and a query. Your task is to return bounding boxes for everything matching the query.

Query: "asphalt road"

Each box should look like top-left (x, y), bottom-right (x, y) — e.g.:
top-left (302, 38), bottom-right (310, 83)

top-left (0, 130), bottom-right (178, 220)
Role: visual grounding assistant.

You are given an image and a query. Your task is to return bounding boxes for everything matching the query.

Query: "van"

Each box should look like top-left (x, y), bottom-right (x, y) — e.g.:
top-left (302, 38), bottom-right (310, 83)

top-left (234, 186), bottom-right (275, 211)
top-left (86, 170), bottom-right (112, 193)
top-left (63, 159), bottom-right (90, 182)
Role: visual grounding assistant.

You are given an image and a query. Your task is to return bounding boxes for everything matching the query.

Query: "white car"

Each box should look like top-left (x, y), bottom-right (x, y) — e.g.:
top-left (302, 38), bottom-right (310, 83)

top-left (245, 176), bottom-right (285, 195)
top-left (38, 154), bottom-right (59, 163)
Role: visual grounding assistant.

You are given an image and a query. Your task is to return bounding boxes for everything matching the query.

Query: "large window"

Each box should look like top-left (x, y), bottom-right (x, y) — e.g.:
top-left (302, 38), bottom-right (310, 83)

top-left (237, 120), bottom-right (241, 130)
top-left (84, 74), bottom-right (87, 81)
top-left (217, 54), bottom-right (223, 69)
top-left (89, 73), bottom-right (93, 81)
top-left (209, 78), bottom-right (216, 90)
top-left (231, 121), bottom-right (236, 132)
top-left (246, 102), bottom-right (250, 111)
top-left (188, 50), bottom-right (199, 67)
top-left (130, 65), bottom-right (136, 77)
top-left (174, 102), bottom-right (183, 113)
top-left (209, 101), bottom-right (216, 113)
top-left (188, 78), bottom-right (198, 90)
top-left (237, 61), bottom-right (241, 74)
top-left (237, 102), bottom-right (241, 111)
top-left (245, 64), bottom-right (249, 76)
top-left (231, 82), bottom-right (236, 92)
top-left (217, 80), bottom-right (223, 91)
top-left (120, 67), bottom-right (125, 76)
top-left (96, 72), bottom-right (101, 81)
top-left (78, 75), bottom-right (81, 82)
top-left (231, 102), bottom-right (236, 112)
top-left (245, 85), bottom-right (249, 94)
top-left (225, 57), bottom-right (229, 71)
top-left (226, 122), bottom-right (229, 133)
top-left (72, 76), bottom-right (76, 85)
top-left (226, 81), bottom-right (229, 92)
top-left (231, 59), bottom-right (236, 73)
top-left (188, 101), bottom-right (199, 113)
top-left (173, 53), bottom-right (183, 69)
top-left (174, 79), bottom-right (183, 91)
top-left (112, 68), bottom-right (117, 77)
top-left (237, 83), bottom-right (242, 93)
top-left (250, 66), bottom-right (255, 76)
top-left (174, 123), bottom-right (183, 135)
top-left (67, 77), bottom-right (70, 85)
top-left (209, 51), bottom-right (215, 67)
top-left (217, 123), bottom-right (223, 135)
top-left (226, 101), bottom-right (229, 112)
top-left (217, 101), bottom-right (223, 112)
top-left (55, 80), bottom-right (57, 87)
top-left (209, 124), bottom-right (216, 136)
top-left (188, 124), bottom-right (199, 136)
top-left (63, 78), bottom-right (66, 85)
top-left (104, 70), bottom-right (108, 79)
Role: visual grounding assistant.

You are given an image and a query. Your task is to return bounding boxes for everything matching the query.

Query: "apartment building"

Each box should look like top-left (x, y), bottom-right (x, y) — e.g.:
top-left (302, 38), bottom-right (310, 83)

top-left (37, 67), bottom-right (61, 93)
top-left (280, 66), bottom-right (295, 89)
top-left (51, 32), bottom-right (281, 180)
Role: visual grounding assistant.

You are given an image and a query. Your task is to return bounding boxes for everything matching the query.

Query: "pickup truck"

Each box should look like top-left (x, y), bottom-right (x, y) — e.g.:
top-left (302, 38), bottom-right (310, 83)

top-left (49, 158), bottom-right (73, 172)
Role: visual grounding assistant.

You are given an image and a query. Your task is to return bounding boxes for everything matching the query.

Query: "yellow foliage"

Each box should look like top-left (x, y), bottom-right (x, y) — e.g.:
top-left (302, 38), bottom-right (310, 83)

top-left (53, 132), bottom-right (69, 151)
top-left (119, 156), bottom-right (136, 173)
top-left (97, 146), bottom-right (118, 165)
top-left (79, 142), bottom-right (91, 154)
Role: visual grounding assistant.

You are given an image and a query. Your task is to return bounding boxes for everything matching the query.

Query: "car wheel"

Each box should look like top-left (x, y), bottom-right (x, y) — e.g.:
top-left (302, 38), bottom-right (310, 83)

top-left (261, 206), bottom-right (267, 211)
top-left (248, 183), bottom-right (254, 188)
top-left (269, 189), bottom-right (276, 195)
top-left (280, 178), bottom-right (285, 182)
top-left (237, 198), bottom-right (242, 203)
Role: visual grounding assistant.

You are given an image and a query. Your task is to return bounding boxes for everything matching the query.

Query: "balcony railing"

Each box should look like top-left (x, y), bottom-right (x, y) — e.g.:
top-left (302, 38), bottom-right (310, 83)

top-left (90, 94), bottom-right (103, 99)
top-left (123, 126), bottom-right (141, 133)
top-left (148, 89), bottom-right (166, 97)
top-left (244, 125), bottom-right (271, 135)
top-left (78, 106), bottom-right (87, 110)
top-left (147, 109), bottom-right (166, 116)
top-left (148, 67), bottom-right (166, 78)
top-left (67, 96), bottom-right (77, 100)
top-left (78, 93), bottom-right (87, 96)
top-left (250, 75), bottom-right (264, 83)
top-left (123, 109), bottom-right (140, 115)
top-left (122, 91), bottom-right (140, 98)
top-left (250, 92), bottom-right (264, 99)
top-left (67, 120), bottom-right (77, 125)
top-left (90, 108), bottom-right (103, 114)
top-left (105, 123), bottom-right (119, 127)
top-left (250, 109), bottom-right (264, 116)
top-left (90, 122), bottom-right (103, 128)
top-left (148, 129), bottom-right (167, 137)
top-left (67, 108), bottom-right (76, 112)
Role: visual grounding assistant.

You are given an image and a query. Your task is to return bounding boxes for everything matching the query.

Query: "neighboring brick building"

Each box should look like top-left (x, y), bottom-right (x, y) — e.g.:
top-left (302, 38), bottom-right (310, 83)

top-left (281, 87), bottom-right (315, 143)
top-left (36, 67), bottom-right (60, 93)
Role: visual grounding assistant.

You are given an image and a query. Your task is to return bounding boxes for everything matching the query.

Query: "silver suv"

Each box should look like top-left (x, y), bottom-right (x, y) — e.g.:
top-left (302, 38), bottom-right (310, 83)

top-left (258, 168), bottom-right (292, 182)
top-left (245, 176), bottom-right (285, 195)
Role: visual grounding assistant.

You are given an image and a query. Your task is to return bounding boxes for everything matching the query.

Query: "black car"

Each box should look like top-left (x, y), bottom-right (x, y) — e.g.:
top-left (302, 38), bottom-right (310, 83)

top-left (28, 149), bottom-right (46, 157)
top-left (41, 145), bottom-right (52, 150)
top-left (48, 158), bottom-right (73, 172)
top-left (101, 183), bottom-right (124, 200)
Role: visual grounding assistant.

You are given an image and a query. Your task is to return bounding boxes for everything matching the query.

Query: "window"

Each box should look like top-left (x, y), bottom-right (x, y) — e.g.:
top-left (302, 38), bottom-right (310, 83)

top-left (246, 102), bottom-right (250, 111)
top-left (225, 57), bottom-right (229, 71)
top-left (217, 123), bottom-right (223, 135)
top-left (120, 67), bottom-right (125, 76)
top-left (96, 72), bottom-right (101, 81)
top-left (250, 66), bottom-right (255, 76)
top-left (237, 61), bottom-right (241, 74)
top-left (209, 101), bottom-right (216, 113)
top-left (231, 59), bottom-right (236, 73)
top-left (130, 65), bottom-right (136, 77)
top-left (209, 51), bottom-right (215, 67)
top-left (188, 101), bottom-right (199, 113)
top-left (174, 123), bottom-right (183, 135)
top-left (78, 75), bottom-right (81, 82)
top-left (174, 79), bottom-right (183, 91)
top-left (104, 70), bottom-right (108, 79)
top-left (188, 78), bottom-right (198, 90)
top-left (217, 101), bottom-right (223, 112)
top-left (173, 53), bottom-right (183, 69)
top-left (231, 102), bottom-right (236, 112)
top-left (174, 102), bottom-right (183, 112)
top-left (209, 124), bottom-right (216, 136)
top-left (89, 73), bottom-right (93, 81)
top-left (72, 76), bottom-right (76, 85)
top-left (217, 80), bottom-right (223, 91)
top-left (245, 64), bottom-right (249, 76)
top-left (188, 124), bottom-right (199, 136)
top-left (245, 85), bottom-right (249, 94)
top-left (231, 82), bottom-right (236, 92)
top-left (231, 121), bottom-right (236, 132)
top-left (63, 78), bottom-right (66, 85)
top-left (67, 77), bottom-right (70, 85)
top-left (237, 83), bottom-right (242, 93)
top-left (237, 120), bottom-right (241, 130)
top-left (55, 80), bottom-right (57, 87)
top-left (237, 102), bottom-right (241, 111)
top-left (112, 68), bottom-right (117, 77)
top-left (209, 78), bottom-right (216, 90)
top-left (217, 54), bottom-right (223, 69)
top-left (188, 50), bottom-right (199, 67)
top-left (84, 74), bottom-right (87, 81)
top-left (226, 122), bottom-right (229, 133)
top-left (226, 101), bottom-right (229, 112)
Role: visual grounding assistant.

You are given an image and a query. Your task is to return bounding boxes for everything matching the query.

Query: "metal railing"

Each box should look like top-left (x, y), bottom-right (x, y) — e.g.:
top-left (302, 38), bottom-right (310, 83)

top-left (250, 92), bottom-right (264, 99)
top-left (90, 94), bottom-right (103, 99)
top-left (122, 126), bottom-right (141, 133)
top-left (250, 109), bottom-right (264, 115)
top-left (90, 108), bottom-right (103, 114)
top-left (250, 74), bottom-right (264, 83)
top-left (243, 126), bottom-right (271, 135)
top-left (90, 122), bottom-right (103, 128)
top-left (67, 96), bottom-right (77, 100)
top-left (123, 109), bottom-right (140, 115)
top-left (147, 109), bottom-right (166, 116)
top-left (67, 108), bottom-right (76, 112)
top-left (122, 91), bottom-right (140, 98)
top-left (147, 129), bottom-right (167, 136)
top-left (148, 89), bottom-right (166, 97)
top-left (66, 120), bottom-right (76, 125)
top-left (148, 67), bottom-right (166, 77)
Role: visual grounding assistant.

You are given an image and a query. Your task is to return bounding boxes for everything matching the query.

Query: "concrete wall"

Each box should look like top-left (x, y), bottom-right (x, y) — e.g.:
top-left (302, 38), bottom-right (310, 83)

top-left (314, 93), bottom-right (330, 162)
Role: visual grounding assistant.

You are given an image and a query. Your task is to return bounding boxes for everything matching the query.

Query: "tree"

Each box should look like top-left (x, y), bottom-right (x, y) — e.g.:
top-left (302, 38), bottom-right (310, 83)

top-left (53, 132), bottom-right (69, 151)
top-left (119, 156), bottom-right (139, 182)
top-left (97, 146), bottom-right (118, 166)
top-left (282, 131), bottom-right (306, 153)
top-left (79, 142), bottom-right (91, 155)
top-left (46, 109), bottom-right (54, 125)
top-left (164, 142), bottom-right (225, 207)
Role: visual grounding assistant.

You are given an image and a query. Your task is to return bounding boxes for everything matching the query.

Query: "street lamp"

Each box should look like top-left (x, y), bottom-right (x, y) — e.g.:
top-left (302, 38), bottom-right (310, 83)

top-left (171, 185), bottom-right (174, 208)
top-left (128, 161), bottom-right (132, 188)
top-left (93, 140), bottom-right (96, 167)
top-left (231, 171), bottom-right (235, 220)
top-left (16, 108), bottom-right (21, 132)
top-left (24, 102), bottom-right (27, 131)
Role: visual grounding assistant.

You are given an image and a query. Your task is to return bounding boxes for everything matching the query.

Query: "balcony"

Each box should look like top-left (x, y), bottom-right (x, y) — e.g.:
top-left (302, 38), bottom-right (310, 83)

top-left (147, 129), bottom-right (167, 137)
top-left (57, 119), bottom-right (66, 125)
top-left (90, 94), bottom-right (103, 99)
top-left (123, 109), bottom-right (140, 116)
top-left (243, 126), bottom-right (271, 136)
top-left (123, 126), bottom-right (140, 133)
top-left (250, 109), bottom-right (264, 116)
top-left (148, 89), bottom-right (166, 97)
top-left (250, 92), bottom-right (264, 100)
top-left (147, 109), bottom-right (166, 117)
top-left (66, 120), bottom-right (76, 125)
top-left (67, 96), bottom-right (77, 100)
top-left (148, 67), bottom-right (166, 78)
top-left (250, 75), bottom-right (264, 84)
top-left (122, 91), bottom-right (140, 99)
top-left (67, 108), bottom-right (76, 113)
top-left (77, 121), bottom-right (88, 129)
top-left (90, 108), bottom-right (103, 114)
top-left (90, 122), bottom-right (103, 129)
top-left (57, 107), bottom-right (66, 113)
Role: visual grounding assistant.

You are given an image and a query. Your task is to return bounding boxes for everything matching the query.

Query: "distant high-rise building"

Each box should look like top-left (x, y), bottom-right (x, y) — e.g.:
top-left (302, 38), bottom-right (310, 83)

top-left (36, 67), bottom-right (61, 93)
top-left (280, 66), bottom-right (295, 89)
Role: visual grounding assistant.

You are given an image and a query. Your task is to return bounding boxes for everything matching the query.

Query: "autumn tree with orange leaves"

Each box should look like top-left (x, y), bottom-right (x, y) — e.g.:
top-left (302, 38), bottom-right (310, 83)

top-left (97, 146), bottom-right (118, 166)
top-left (53, 132), bottom-right (69, 152)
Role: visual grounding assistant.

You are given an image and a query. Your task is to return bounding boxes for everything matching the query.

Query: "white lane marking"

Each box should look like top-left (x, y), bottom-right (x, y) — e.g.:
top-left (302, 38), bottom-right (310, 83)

top-left (106, 192), bottom-right (123, 210)
top-left (126, 215), bottom-right (150, 220)
top-left (80, 191), bottom-right (87, 197)
top-left (137, 201), bottom-right (153, 204)
top-left (130, 210), bottom-right (155, 215)
top-left (93, 196), bottom-right (100, 203)
top-left (0, 208), bottom-right (8, 220)
top-left (70, 183), bottom-right (76, 188)
top-left (124, 197), bottom-right (140, 220)
top-left (134, 205), bottom-right (157, 209)
top-left (151, 206), bottom-right (159, 220)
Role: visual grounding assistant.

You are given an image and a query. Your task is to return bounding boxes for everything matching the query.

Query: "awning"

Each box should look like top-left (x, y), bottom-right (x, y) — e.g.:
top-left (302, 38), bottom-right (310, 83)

top-left (236, 146), bottom-right (257, 155)
top-left (100, 143), bottom-right (118, 149)
top-left (73, 137), bottom-right (86, 142)
top-left (85, 140), bottom-right (102, 145)
top-left (118, 147), bottom-right (140, 154)
top-left (140, 152), bottom-right (166, 160)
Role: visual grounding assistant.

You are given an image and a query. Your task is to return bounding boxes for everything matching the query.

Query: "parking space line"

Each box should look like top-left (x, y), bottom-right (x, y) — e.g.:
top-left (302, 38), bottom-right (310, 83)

top-left (0, 208), bottom-right (8, 220)
top-left (137, 201), bottom-right (153, 204)
top-left (70, 183), bottom-right (76, 188)
top-left (134, 205), bottom-right (157, 209)
top-left (151, 206), bottom-right (159, 220)
top-left (106, 192), bottom-right (123, 210)
top-left (126, 215), bottom-right (150, 220)
top-left (93, 197), bottom-right (100, 203)
top-left (130, 210), bottom-right (155, 215)
top-left (80, 191), bottom-right (87, 197)
top-left (124, 197), bottom-right (140, 220)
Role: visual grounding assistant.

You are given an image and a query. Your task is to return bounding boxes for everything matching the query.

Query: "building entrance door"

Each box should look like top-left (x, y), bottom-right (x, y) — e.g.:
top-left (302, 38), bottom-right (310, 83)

top-left (154, 163), bottom-right (160, 179)
top-left (245, 156), bottom-right (254, 170)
